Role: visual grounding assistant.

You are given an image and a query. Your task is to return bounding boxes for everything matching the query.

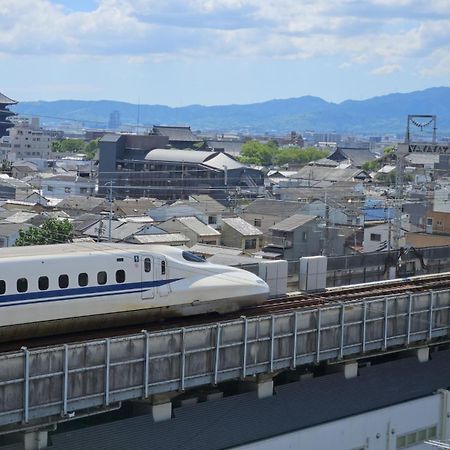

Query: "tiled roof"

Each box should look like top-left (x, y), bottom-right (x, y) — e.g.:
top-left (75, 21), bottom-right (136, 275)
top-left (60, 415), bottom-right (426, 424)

top-left (270, 213), bottom-right (317, 232)
top-left (153, 126), bottom-right (199, 142)
top-left (176, 216), bottom-right (220, 237)
top-left (189, 243), bottom-right (243, 256)
top-left (129, 233), bottom-right (189, 244)
top-left (0, 92), bottom-right (17, 105)
top-left (222, 217), bottom-right (262, 236)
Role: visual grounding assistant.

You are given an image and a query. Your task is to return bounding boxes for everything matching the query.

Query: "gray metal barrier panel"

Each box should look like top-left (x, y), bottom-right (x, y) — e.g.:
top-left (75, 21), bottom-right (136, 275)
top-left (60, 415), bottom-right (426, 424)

top-left (1, 288), bottom-right (450, 432)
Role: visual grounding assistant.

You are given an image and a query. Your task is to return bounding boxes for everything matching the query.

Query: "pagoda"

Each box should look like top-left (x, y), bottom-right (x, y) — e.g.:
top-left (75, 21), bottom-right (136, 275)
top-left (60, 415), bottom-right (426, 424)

top-left (0, 92), bottom-right (17, 138)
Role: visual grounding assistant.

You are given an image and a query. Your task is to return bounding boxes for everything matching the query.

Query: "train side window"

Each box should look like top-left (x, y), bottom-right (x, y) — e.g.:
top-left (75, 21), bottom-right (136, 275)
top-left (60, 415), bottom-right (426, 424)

top-left (144, 258), bottom-right (151, 273)
top-left (97, 271), bottom-right (107, 285)
top-left (17, 278), bottom-right (28, 293)
top-left (38, 276), bottom-right (49, 291)
top-left (59, 274), bottom-right (69, 289)
top-left (116, 269), bottom-right (125, 283)
top-left (161, 260), bottom-right (166, 275)
top-left (78, 273), bottom-right (88, 287)
top-left (0, 280), bottom-right (5, 294)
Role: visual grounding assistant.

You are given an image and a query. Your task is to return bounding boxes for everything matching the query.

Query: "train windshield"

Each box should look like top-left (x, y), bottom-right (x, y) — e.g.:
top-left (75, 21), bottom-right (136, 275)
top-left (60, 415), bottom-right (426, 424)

top-left (182, 251), bottom-right (206, 263)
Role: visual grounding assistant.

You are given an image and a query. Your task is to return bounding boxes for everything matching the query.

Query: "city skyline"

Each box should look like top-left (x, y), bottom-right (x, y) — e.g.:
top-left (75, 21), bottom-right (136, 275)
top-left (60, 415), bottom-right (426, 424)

top-left (2, 0), bottom-right (450, 106)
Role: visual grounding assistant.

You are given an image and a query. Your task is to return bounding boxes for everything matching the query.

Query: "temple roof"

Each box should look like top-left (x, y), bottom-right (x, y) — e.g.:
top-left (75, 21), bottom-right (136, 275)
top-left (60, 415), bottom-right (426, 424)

top-left (0, 92), bottom-right (17, 105)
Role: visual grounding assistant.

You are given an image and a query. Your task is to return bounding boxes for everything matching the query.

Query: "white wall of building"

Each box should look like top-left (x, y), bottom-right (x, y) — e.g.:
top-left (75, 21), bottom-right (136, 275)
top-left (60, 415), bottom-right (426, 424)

top-left (234, 391), bottom-right (448, 450)
top-left (7, 118), bottom-right (53, 162)
top-left (434, 180), bottom-right (450, 213)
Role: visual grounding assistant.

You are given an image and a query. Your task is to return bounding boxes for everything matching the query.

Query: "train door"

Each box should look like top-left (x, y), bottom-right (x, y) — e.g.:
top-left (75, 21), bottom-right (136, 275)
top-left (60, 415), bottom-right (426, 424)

top-left (141, 256), bottom-right (154, 299)
top-left (157, 257), bottom-right (170, 297)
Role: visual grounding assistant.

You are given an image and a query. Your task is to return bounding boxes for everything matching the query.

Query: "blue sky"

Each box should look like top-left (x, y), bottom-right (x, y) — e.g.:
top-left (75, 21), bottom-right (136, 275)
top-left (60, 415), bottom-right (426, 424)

top-left (1, 0), bottom-right (450, 106)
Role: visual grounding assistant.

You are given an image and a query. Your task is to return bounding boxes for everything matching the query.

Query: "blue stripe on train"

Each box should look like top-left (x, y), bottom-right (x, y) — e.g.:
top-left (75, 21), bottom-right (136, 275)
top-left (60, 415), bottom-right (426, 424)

top-left (0, 278), bottom-right (182, 307)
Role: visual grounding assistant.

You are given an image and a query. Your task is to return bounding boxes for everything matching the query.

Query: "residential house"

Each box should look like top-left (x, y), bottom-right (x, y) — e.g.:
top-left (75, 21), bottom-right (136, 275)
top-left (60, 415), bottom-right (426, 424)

top-left (327, 146), bottom-right (379, 168)
top-left (264, 214), bottom-right (323, 260)
top-left (241, 199), bottom-right (306, 237)
top-left (363, 222), bottom-right (397, 253)
top-left (159, 216), bottom-right (221, 246)
top-left (0, 222), bottom-right (34, 247)
top-left (41, 173), bottom-right (96, 198)
top-left (11, 161), bottom-right (39, 180)
top-left (0, 175), bottom-right (32, 200)
top-left (56, 196), bottom-right (107, 217)
top-left (221, 217), bottom-right (264, 252)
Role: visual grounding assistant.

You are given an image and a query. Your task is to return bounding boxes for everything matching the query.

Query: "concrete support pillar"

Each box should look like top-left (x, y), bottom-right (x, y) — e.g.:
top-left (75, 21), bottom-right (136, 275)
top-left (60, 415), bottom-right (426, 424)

top-left (340, 362), bottom-right (358, 379)
top-left (256, 379), bottom-right (274, 399)
top-left (417, 347), bottom-right (429, 363)
top-left (240, 374), bottom-right (274, 398)
top-left (23, 430), bottom-right (48, 450)
top-left (152, 402), bottom-right (172, 423)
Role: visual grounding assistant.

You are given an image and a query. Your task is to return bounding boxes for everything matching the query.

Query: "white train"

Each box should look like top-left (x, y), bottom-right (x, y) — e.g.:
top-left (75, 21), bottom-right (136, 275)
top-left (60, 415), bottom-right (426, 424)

top-left (0, 243), bottom-right (269, 342)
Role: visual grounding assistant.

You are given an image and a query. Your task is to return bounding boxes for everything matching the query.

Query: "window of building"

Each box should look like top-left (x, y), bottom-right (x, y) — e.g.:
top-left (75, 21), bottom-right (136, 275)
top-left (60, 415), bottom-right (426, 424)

top-left (370, 233), bottom-right (381, 242)
top-left (59, 274), bottom-right (69, 288)
top-left (245, 238), bottom-right (257, 249)
top-left (161, 260), bottom-right (166, 275)
top-left (78, 273), bottom-right (88, 287)
top-left (254, 218), bottom-right (262, 227)
top-left (144, 258), bottom-right (151, 272)
top-left (208, 216), bottom-right (217, 225)
top-left (396, 425), bottom-right (437, 449)
top-left (48, 186), bottom-right (53, 192)
top-left (97, 271), bottom-right (107, 285)
top-left (302, 231), bottom-right (307, 242)
top-left (17, 278), bottom-right (28, 293)
top-left (0, 280), bottom-right (6, 294)
top-left (116, 270), bottom-right (125, 283)
top-left (64, 187), bottom-right (71, 194)
top-left (38, 276), bottom-right (49, 291)
top-left (427, 218), bottom-right (433, 225)
top-left (80, 187), bottom-right (87, 194)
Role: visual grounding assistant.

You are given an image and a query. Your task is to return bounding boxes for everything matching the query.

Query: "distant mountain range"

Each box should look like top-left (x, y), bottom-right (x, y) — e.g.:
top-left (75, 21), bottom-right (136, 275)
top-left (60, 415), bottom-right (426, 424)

top-left (11, 87), bottom-right (450, 135)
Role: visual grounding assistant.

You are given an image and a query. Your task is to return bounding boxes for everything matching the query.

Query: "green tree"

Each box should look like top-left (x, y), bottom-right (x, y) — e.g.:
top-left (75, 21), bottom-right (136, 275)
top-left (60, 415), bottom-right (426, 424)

top-left (362, 160), bottom-right (379, 171)
top-left (274, 146), bottom-right (329, 166)
top-left (52, 139), bottom-right (87, 154)
top-left (15, 219), bottom-right (73, 246)
top-left (239, 140), bottom-right (278, 166)
top-left (83, 139), bottom-right (100, 160)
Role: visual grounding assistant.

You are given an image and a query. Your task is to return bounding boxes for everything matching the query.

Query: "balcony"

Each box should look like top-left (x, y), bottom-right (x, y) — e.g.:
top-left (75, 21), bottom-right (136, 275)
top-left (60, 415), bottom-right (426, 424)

top-left (267, 236), bottom-right (293, 248)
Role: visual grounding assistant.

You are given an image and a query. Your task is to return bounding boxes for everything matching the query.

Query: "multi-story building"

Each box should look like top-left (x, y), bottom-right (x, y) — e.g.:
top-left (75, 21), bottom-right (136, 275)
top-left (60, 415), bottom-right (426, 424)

top-left (98, 133), bottom-right (264, 203)
top-left (1, 117), bottom-right (53, 162)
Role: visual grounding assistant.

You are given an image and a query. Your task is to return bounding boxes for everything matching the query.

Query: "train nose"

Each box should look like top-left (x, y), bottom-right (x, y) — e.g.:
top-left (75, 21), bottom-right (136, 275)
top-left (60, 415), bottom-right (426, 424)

top-left (230, 270), bottom-right (270, 302)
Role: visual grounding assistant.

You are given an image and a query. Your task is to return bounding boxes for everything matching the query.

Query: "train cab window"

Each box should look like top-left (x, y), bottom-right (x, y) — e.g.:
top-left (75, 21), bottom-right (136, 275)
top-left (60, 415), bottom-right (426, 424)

top-left (59, 274), bottom-right (69, 289)
top-left (0, 280), bottom-right (5, 294)
top-left (38, 276), bottom-right (49, 291)
top-left (161, 260), bottom-right (166, 275)
top-left (144, 258), bottom-right (151, 273)
top-left (116, 269), bottom-right (125, 283)
top-left (97, 271), bottom-right (107, 285)
top-left (78, 273), bottom-right (88, 287)
top-left (17, 278), bottom-right (28, 293)
top-left (182, 251), bottom-right (205, 262)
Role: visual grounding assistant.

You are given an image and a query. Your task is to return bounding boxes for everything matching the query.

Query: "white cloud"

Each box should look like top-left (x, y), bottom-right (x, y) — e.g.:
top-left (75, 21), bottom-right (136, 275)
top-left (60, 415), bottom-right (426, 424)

top-left (0, 0), bottom-right (450, 79)
top-left (371, 64), bottom-right (402, 75)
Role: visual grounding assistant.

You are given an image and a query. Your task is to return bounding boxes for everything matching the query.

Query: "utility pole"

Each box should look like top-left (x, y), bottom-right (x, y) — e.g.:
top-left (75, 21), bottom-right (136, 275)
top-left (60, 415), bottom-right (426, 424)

top-left (106, 181), bottom-right (113, 242)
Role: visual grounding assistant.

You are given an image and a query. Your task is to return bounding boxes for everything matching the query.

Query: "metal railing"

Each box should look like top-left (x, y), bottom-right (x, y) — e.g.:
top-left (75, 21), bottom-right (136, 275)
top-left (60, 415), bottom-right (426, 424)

top-left (0, 288), bottom-right (449, 432)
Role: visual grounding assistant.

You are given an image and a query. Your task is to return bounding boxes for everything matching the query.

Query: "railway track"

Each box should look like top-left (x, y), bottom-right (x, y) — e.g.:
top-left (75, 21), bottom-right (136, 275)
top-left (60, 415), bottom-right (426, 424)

top-left (3, 273), bottom-right (450, 353)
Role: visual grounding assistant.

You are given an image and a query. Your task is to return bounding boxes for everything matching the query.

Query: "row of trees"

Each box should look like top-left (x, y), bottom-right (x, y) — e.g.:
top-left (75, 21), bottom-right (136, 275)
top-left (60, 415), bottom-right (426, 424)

top-left (52, 138), bottom-right (99, 160)
top-left (238, 140), bottom-right (329, 166)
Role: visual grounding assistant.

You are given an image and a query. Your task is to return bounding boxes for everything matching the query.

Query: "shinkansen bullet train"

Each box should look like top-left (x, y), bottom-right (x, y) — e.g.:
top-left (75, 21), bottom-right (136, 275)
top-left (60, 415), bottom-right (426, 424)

top-left (0, 243), bottom-right (269, 342)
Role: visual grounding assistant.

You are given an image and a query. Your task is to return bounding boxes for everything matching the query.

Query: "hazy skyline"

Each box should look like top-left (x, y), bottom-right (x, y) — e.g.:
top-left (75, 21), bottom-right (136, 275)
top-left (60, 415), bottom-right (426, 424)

top-left (2, 0), bottom-right (450, 106)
